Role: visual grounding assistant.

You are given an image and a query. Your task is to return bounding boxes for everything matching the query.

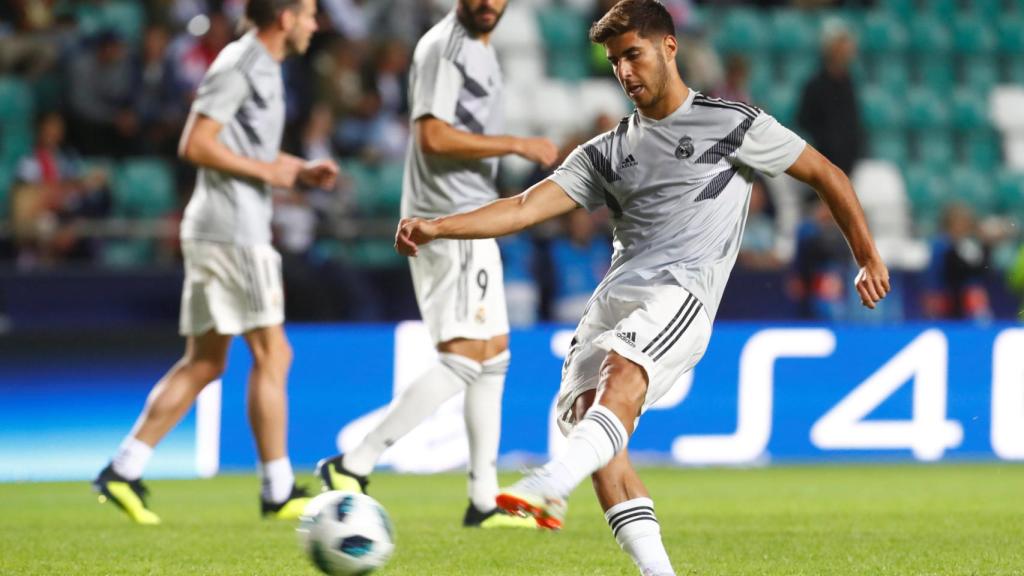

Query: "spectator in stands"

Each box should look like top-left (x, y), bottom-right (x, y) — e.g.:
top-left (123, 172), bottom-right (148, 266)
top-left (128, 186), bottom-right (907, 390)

top-left (712, 54), bottom-right (752, 105)
top-left (738, 178), bottom-right (783, 270)
top-left (796, 18), bottom-right (864, 175)
top-left (66, 29), bottom-right (140, 156)
top-left (923, 203), bottom-right (992, 321)
top-left (792, 199), bottom-right (851, 320)
top-left (11, 111), bottom-right (111, 267)
top-left (549, 209), bottom-right (611, 323)
top-left (169, 10), bottom-right (233, 98)
top-left (134, 25), bottom-right (185, 155)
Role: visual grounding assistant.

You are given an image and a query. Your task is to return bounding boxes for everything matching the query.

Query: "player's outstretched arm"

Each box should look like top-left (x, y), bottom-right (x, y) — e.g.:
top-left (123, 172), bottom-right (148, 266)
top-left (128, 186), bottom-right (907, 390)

top-left (395, 179), bottom-right (578, 257)
top-left (179, 113), bottom-right (305, 189)
top-left (417, 117), bottom-right (558, 166)
top-left (785, 144), bottom-right (891, 309)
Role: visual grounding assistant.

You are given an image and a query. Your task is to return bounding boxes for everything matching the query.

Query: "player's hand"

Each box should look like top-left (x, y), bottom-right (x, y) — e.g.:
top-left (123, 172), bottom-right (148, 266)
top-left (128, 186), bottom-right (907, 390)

top-left (298, 158), bottom-right (340, 189)
top-left (854, 258), bottom-right (891, 309)
top-left (266, 155), bottom-right (305, 189)
top-left (517, 137), bottom-right (559, 167)
top-left (395, 217), bottom-right (439, 257)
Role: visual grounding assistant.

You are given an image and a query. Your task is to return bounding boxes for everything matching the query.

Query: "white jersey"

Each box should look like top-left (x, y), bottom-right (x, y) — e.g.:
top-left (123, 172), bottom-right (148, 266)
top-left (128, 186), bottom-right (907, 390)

top-left (181, 31), bottom-right (285, 246)
top-left (549, 90), bottom-right (806, 320)
top-left (401, 12), bottom-right (505, 219)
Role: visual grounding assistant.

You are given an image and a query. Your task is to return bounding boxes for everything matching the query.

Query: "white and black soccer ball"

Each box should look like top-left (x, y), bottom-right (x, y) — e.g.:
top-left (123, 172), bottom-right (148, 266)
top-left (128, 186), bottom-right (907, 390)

top-left (297, 491), bottom-right (395, 575)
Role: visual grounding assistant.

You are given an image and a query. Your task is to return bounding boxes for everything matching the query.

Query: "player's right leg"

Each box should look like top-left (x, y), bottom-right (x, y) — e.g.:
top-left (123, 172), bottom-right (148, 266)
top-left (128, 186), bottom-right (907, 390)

top-left (94, 330), bottom-right (230, 525)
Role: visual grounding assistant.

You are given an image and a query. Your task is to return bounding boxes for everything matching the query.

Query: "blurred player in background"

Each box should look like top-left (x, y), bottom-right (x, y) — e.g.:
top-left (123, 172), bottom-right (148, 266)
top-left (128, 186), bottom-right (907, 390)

top-left (93, 0), bottom-right (338, 525)
top-left (394, 0), bottom-right (890, 572)
top-left (317, 0), bottom-right (558, 529)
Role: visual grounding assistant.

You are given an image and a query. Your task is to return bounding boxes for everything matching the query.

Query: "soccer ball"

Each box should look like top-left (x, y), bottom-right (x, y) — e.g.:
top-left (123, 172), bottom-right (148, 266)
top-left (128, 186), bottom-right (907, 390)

top-left (297, 491), bottom-right (396, 575)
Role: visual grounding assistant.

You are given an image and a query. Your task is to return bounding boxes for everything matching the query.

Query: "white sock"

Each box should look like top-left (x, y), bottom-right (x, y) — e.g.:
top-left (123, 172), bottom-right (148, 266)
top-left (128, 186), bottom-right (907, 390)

top-left (345, 353), bottom-right (481, 476)
top-left (605, 497), bottom-right (674, 576)
top-left (261, 457), bottom-right (295, 503)
top-left (112, 436), bottom-right (153, 481)
top-left (537, 404), bottom-right (628, 498)
top-left (465, 350), bottom-right (509, 511)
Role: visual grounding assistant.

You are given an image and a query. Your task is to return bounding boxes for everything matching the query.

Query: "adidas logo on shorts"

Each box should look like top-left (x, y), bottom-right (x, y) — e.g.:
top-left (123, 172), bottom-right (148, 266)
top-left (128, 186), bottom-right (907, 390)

top-left (619, 154), bottom-right (638, 169)
top-left (615, 331), bottom-right (637, 346)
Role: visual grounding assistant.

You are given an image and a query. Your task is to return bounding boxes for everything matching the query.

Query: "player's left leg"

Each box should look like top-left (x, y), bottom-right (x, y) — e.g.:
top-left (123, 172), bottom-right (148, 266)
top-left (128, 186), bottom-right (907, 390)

top-left (243, 324), bottom-right (310, 519)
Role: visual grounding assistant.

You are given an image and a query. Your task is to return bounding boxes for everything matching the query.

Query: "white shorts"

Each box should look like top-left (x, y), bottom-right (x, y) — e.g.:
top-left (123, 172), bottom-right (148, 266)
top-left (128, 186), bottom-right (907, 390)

top-left (556, 278), bottom-right (712, 435)
top-left (409, 238), bottom-right (509, 344)
top-left (179, 240), bottom-right (285, 336)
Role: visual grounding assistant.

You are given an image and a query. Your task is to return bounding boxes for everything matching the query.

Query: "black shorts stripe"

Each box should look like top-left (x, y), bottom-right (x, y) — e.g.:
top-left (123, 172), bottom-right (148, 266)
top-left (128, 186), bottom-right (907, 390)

top-left (589, 410), bottom-right (624, 451)
top-left (642, 294), bottom-right (694, 354)
top-left (646, 296), bottom-right (698, 357)
top-left (653, 301), bottom-right (703, 362)
top-left (607, 505), bottom-right (654, 526)
top-left (612, 514), bottom-right (659, 537)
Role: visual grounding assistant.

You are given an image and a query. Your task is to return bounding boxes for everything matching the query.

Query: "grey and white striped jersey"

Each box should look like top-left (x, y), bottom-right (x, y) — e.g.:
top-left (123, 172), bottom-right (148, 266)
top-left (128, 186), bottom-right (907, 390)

top-left (181, 30), bottom-right (285, 246)
top-left (549, 90), bottom-right (806, 321)
top-left (401, 12), bottom-right (505, 219)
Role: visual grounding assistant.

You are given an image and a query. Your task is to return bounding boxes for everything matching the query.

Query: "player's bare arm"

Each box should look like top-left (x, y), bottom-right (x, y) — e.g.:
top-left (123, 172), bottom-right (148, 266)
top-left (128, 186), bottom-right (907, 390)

top-left (277, 151), bottom-right (340, 189)
top-left (395, 178), bottom-right (578, 256)
top-left (785, 144), bottom-right (891, 309)
top-left (417, 116), bottom-right (558, 166)
top-left (179, 113), bottom-right (304, 189)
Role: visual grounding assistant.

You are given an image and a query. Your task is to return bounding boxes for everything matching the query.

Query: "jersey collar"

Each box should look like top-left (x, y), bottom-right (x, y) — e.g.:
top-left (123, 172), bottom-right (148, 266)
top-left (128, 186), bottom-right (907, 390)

top-left (637, 88), bottom-right (697, 128)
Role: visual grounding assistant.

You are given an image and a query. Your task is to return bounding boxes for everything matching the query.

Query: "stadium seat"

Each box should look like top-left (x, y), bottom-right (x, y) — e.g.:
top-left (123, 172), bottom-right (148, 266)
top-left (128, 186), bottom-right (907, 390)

top-left (859, 12), bottom-right (908, 54)
top-left (860, 85), bottom-right (906, 129)
top-left (0, 126), bottom-right (33, 166)
top-left (74, 0), bottom-right (145, 44)
top-left (961, 57), bottom-right (999, 93)
top-left (491, 5), bottom-right (541, 53)
top-left (924, 0), bottom-right (959, 20)
top-left (112, 158), bottom-right (175, 219)
top-left (997, 18), bottom-right (1024, 55)
top-left (903, 164), bottom-right (952, 235)
top-left (763, 85), bottom-right (798, 127)
top-left (0, 160), bottom-right (13, 219)
top-left (952, 17), bottom-right (997, 56)
top-left (712, 9), bottom-right (768, 54)
top-left (951, 87), bottom-right (990, 131)
top-left (995, 169), bottom-right (1024, 216)
top-left (578, 79), bottom-right (631, 123)
top-left (949, 167), bottom-right (998, 215)
top-left (1006, 57), bottom-right (1024, 85)
top-left (532, 80), bottom-right (581, 140)
top-left (0, 77), bottom-right (33, 133)
top-left (869, 130), bottom-right (910, 166)
top-left (769, 10), bottom-right (818, 54)
top-left (536, 5), bottom-right (589, 81)
top-left (969, 0), bottom-right (1004, 20)
top-left (870, 56), bottom-right (911, 94)
top-left (877, 0), bottom-right (914, 20)
top-left (916, 57), bottom-right (955, 93)
top-left (776, 53), bottom-right (818, 87)
top-left (905, 88), bottom-right (950, 130)
top-left (915, 130), bottom-right (956, 169)
top-left (963, 130), bottom-right (1002, 172)
top-left (908, 16), bottom-right (952, 55)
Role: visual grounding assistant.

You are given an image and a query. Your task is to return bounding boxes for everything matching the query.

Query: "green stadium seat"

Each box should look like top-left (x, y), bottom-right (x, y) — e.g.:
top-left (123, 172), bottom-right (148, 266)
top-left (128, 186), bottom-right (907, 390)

top-left (870, 56), bottom-right (911, 93)
top-left (860, 12), bottom-right (907, 54)
top-left (763, 86), bottom-right (798, 127)
top-left (970, 0), bottom-right (1004, 20)
top-left (712, 9), bottom-right (768, 54)
top-left (536, 5), bottom-right (589, 81)
top-left (995, 169), bottom-right (1024, 216)
top-left (949, 167), bottom-right (998, 215)
top-left (769, 10), bottom-right (818, 54)
top-left (112, 158), bottom-right (175, 218)
top-left (916, 130), bottom-right (956, 169)
top-left (961, 57), bottom-right (999, 92)
top-left (343, 239), bottom-right (404, 269)
top-left (997, 18), bottom-right (1024, 55)
top-left (0, 160), bottom-right (14, 220)
top-left (951, 87), bottom-right (990, 131)
top-left (904, 163), bottom-right (952, 234)
top-left (0, 126), bottom-right (33, 165)
top-left (908, 16), bottom-right (952, 55)
top-left (860, 85), bottom-right (906, 129)
top-left (916, 57), bottom-right (955, 93)
top-left (777, 54), bottom-right (818, 87)
top-left (878, 0), bottom-right (915, 20)
top-left (905, 88), bottom-right (950, 130)
top-left (925, 0), bottom-right (958, 20)
top-left (952, 18), bottom-right (997, 56)
top-left (962, 131), bottom-right (1002, 172)
top-left (1006, 57), bottom-right (1024, 84)
top-left (102, 240), bottom-right (154, 268)
top-left (0, 77), bottom-right (33, 128)
top-left (869, 130), bottom-right (909, 165)
top-left (75, 0), bottom-right (144, 44)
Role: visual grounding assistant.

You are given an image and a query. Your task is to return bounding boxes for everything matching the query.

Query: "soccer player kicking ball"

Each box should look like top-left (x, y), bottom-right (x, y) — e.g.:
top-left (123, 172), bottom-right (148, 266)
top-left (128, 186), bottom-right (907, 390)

top-left (316, 0), bottom-right (557, 529)
top-left (395, 0), bottom-right (890, 572)
top-left (92, 0), bottom-right (337, 525)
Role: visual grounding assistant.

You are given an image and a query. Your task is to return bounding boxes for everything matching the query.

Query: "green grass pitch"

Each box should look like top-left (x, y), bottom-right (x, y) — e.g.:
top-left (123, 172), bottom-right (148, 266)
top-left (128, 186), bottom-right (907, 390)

top-left (1, 464), bottom-right (1021, 575)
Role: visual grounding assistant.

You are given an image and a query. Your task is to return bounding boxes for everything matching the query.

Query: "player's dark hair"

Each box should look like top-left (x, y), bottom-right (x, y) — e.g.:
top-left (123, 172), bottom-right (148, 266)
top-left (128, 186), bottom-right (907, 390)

top-left (245, 0), bottom-right (302, 28)
top-left (589, 0), bottom-right (675, 44)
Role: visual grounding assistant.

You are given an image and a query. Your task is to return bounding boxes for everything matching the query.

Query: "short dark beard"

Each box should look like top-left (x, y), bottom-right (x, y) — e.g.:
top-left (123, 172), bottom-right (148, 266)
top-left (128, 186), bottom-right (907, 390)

top-left (457, 0), bottom-right (503, 35)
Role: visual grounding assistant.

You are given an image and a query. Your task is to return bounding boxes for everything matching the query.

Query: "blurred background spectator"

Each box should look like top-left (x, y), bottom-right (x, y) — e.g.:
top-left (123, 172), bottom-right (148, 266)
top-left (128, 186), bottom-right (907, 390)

top-left (1, 0), bottom-right (1023, 329)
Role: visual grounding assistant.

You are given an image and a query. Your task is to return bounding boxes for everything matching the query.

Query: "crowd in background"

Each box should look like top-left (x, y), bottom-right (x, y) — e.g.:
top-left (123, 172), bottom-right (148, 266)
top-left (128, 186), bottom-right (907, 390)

top-left (1, 0), bottom-right (1022, 325)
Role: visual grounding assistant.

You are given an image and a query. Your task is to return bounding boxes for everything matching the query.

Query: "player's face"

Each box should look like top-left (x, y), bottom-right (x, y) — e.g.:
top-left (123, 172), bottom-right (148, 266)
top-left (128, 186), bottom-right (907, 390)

top-left (285, 0), bottom-right (318, 55)
top-left (457, 0), bottom-right (507, 35)
top-left (605, 31), bottom-right (674, 109)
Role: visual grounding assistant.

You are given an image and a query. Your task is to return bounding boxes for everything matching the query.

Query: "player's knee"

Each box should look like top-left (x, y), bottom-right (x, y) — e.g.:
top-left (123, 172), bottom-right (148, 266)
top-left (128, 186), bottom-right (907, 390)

top-left (598, 354), bottom-right (647, 409)
top-left (187, 356), bottom-right (226, 383)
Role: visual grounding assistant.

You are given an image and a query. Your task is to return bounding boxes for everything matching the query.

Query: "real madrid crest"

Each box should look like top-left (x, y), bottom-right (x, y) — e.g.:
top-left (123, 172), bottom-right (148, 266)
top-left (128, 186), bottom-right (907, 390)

top-left (675, 135), bottom-right (694, 160)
